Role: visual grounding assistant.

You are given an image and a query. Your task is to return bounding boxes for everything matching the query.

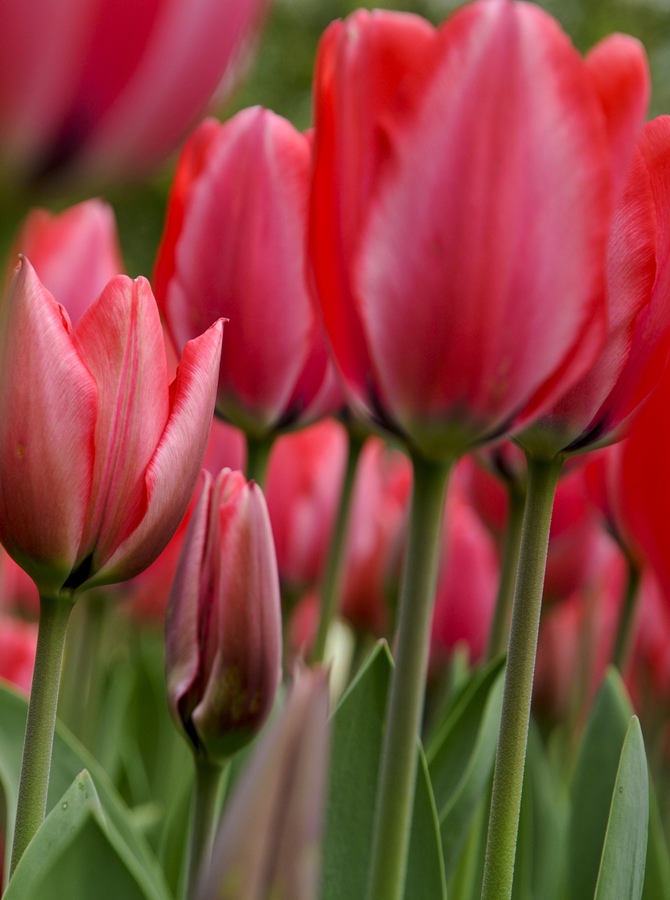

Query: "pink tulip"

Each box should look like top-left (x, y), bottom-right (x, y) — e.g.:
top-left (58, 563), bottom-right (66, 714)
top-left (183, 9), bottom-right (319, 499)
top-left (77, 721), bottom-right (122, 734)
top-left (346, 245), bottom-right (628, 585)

top-left (310, 1), bottom-right (648, 461)
top-left (0, 0), bottom-right (267, 185)
top-left (166, 468), bottom-right (282, 760)
top-left (7, 199), bottom-right (123, 325)
top-left (265, 420), bottom-right (348, 592)
top-left (155, 108), bottom-right (343, 438)
top-left (0, 258), bottom-right (222, 597)
top-left (519, 115), bottom-right (670, 458)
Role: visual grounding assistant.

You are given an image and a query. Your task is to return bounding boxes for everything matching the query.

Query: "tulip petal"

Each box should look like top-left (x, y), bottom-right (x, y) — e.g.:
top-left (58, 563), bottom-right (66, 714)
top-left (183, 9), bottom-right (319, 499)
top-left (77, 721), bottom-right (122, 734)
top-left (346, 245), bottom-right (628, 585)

top-left (73, 276), bottom-right (170, 572)
top-left (165, 471), bottom-right (213, 740)
top-left (356, 0), bottom-right (611, 458)
top-left (0, 259), bottom-right (96, 594)
top-left (94, 318), bottom-right (223, 586)
top-left (10, 199), bottom-right (123, 326)
top-left (78, 0), bottom-right (267, 177)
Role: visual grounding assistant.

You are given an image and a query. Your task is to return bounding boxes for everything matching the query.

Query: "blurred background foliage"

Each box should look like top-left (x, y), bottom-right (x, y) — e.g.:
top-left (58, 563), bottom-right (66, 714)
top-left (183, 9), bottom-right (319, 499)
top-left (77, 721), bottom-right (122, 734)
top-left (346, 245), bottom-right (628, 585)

top-left (4, 0), bottom-right (669, 282)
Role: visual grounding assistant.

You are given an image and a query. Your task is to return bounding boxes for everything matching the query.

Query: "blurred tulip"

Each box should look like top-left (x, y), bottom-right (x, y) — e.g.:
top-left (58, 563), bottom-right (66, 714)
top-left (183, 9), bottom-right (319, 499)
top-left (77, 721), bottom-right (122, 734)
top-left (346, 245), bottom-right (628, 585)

top-left (0, 0), bottom-right (267, 186)
top-left (0, 614), bottom-right (38, 694)
top-left (340, 438), bottom-right (412, 635)
top-left (310, 1), bottom-right (648, 463)
top-left (166, 468), bottom-right (282, 761)
top-left (6, 199), bottom-right (123, 324)
top-left (155, 108), bottom-right (342, 439)
top-left (430, 477), bottom-right (499, 667)
top-left (266, 420), bottom-right (348, 593)
top-left (197, 667), bottom-right (330, 900)
top-left (0, 259), bottom-right (222, 597)
top-left (519, 116), bottom-right (670, 459)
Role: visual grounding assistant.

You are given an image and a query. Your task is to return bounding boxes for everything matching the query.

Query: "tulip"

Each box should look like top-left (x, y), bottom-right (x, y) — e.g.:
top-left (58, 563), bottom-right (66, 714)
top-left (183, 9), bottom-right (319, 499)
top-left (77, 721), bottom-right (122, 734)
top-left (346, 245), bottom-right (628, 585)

top-left (309, 6), bottom-right (649, 898)
top-left (310, 2), bottom-right (648, 464)
top-left (6, 199), bottom-right (123, 325)
top-left (0, 614), bottom-right (38, 694)
top-left (197, 667), bottom-right (330, 900)
top-left (0, 0), bottom-right (267, 186)
top-left (0, 258), bottom-right (223, 598)
top-left (166, 468), bottom-right (282, 762)
top-left (155, 108), bottom-right (342, 447)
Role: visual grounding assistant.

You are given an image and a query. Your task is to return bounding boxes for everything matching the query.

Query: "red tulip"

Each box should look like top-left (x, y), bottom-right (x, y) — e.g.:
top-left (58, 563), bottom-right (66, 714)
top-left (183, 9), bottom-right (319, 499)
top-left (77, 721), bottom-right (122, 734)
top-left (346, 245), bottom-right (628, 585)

top-left (155, 108), bottom-right (342, 438)
top-left (310, 1), bottom-right (648, 462)
top-left (7, 199), bottom-right (123, 325)
top-left (166, 468), bottom-right (282, 760)
top-left (0, 259), bottom-right (223, 597)
top-left (519, 115), bottom-right (670, 458)
top-left (0, 0), bottom-right (267, 185)
top-left (0, 614), bottom-right (37, 694)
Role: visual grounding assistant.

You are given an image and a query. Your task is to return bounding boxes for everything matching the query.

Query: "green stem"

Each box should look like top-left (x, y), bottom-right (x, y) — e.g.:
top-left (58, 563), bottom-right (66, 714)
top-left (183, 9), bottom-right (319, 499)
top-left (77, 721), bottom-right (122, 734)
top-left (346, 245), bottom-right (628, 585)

top-left (487, 483), bottom-right (526, 661)
top-left (611, 558), bottom-right (641, 673)
top-left (366, 455), bottom-right (451, 900)
top-left (310, 432), bottom-right (364, 664)
top-left (10, 593), bottom-right (74, 875)
top-left (245, 434), bottom-right (273, 489)
top-left (481, 454), bottom-right (562, 900)
top-left (183, 758), bottom-right (225, 900)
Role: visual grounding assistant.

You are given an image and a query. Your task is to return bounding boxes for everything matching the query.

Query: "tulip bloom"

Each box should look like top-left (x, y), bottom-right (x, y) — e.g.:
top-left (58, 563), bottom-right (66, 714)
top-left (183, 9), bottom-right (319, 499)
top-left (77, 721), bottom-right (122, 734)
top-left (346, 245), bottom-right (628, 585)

top-left (166, 468), bottom-right (282, 761)
top-left (310, 1), bottom-right (648, 462)
top-left (518, 115), bottom-right (670, 459)
top-left (0, 0), bottom-right (267, 185)
top-left (7, 199), bottom-right (123, 325)
top-left (0, 258), bottom-right (223, 598)
top-left (155, 108), bottom-right (342, 438)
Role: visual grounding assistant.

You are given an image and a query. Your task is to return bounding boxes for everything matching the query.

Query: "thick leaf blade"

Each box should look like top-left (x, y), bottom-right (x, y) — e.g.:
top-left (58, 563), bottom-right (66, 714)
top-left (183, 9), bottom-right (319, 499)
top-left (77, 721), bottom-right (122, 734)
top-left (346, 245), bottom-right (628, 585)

top-left (0, 681), bottom-right (171, 899)
top-left (4, 770), bottom-right (159, 900)
top-left (322, 640), bottom-right (446, 900)
top-left (568, 668), bottom-right (633, 900)
top-left (594, 716), bottom-right (649, 900)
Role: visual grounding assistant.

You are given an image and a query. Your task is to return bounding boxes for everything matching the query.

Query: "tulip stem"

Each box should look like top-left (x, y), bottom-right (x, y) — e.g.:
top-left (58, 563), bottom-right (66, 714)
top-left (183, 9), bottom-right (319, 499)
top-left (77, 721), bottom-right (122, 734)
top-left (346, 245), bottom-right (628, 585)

top-left (481, 453), bottom-right (562, 900)
top-left (246, 435), bottom-right (273, 488)
top-left (366, 455), bottom-right (450, 900)
top-left (611, 557), bottom-right (641, 673)
top-left (486, 481), bottom-right (526, 661)
top-left (10, 593), bottom-right (74, 876)
top-left (184, 758), bottom-right (225, 900)
top-left (311, 431), bottom-right (364, 664)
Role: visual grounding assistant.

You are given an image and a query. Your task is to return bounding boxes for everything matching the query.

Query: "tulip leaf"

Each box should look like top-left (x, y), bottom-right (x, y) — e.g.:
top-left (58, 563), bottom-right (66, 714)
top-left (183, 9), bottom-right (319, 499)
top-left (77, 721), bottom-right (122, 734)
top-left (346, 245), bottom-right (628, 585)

top-left (322, 640), bottom-right (446, 900)
top-left (593, 716), bottom-right (649, 900)
top-left (642, 778), bottom-right (670, 900)
top-left (511, 721), bottom-right (566, 900)
top-left (426, 657), bottom-right (504, 877)
top-left (567, 668), bottom-right (634, 900)
top-left (0, 680), bottom-right (171, 899)
top-left (4, 770), bottom-right (160, 900)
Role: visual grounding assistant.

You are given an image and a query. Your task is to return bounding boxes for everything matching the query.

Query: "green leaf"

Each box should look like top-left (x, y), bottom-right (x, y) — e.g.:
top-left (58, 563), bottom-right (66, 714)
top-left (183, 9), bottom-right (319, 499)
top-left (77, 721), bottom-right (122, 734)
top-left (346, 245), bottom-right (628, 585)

top-left (321, 640), bottom-right (446, 900)
top-left (568, 667), bottom-right (634, 900)
top-left (642, 777), bottom-right (670, 900)
top-left (0, 681), bottom-right (171, 899)
top-left (427, 657), bottom-right (504, 877)
top-left (594, 716), bottom-right (649, 900)
top-left (4, 770), bottom-right (161, 900)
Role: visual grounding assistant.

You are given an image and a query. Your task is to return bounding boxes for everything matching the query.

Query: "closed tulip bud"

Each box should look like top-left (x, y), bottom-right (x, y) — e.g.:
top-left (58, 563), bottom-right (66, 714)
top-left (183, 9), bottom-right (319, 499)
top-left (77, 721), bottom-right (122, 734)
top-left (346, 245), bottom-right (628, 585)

top-left (0, 258), bottom-right (223, 597)
top-left (166, 468), bottom-right (282, 761)
top-left (197, 667), bottom-right (330, 900)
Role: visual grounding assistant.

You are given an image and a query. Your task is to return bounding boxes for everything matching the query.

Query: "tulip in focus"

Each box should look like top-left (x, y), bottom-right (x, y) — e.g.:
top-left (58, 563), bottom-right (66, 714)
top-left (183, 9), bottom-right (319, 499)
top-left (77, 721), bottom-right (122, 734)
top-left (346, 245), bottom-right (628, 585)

top-left (0, 0), bottom-right (268, 186)
top-left (155, 108), bottom-right (342, 440)
top-left (197, 667), bottom-right (330, 900)
top-left (166, 468), bottom-right (282, 761)
top-left (0, 259), bottom-right (223, 598)
top-left (310, 1), bottom-right (649, 462)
